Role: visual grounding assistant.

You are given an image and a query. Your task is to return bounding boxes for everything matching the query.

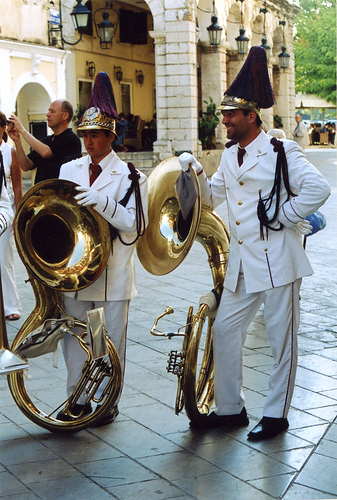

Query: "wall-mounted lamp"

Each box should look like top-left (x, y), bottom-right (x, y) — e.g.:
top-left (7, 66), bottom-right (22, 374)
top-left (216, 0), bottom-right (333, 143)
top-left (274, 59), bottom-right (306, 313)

top-left (235, 0), bottom-right (249, 56)
top-left (114, 65), bottom-right (123, 83)
top-left (207, 0), bottom-right (223, 51)
top-left (93, 1), bottom-right (119, 49)
top-left (260, 2), bottom-right (271, 60)
top-left (48, 0), bottom-right (91, 49)
top-left (136, 70), bottom-right (144, 87)
top-left (278, 19), bottom-right (290, 69)
top-left (86, 61), bottom-right (96, 78)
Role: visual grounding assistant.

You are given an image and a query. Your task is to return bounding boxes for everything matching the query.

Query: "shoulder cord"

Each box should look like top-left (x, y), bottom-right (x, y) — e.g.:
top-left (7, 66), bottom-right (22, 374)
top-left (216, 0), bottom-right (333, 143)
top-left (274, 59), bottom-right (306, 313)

top-left (257, 137), bottom-right (297, 240)
top-left (0, 151), bottom-right (6, 195)
top-left (109, 162), bottom-right (146, 246)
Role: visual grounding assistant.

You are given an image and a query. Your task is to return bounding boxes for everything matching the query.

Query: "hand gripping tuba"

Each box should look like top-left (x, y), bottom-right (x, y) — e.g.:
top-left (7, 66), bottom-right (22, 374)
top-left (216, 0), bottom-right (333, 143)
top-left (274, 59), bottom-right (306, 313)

top-left (136, 158), bottom-right (230, 423)
top-left (7, 179), bottom-right (122, 433)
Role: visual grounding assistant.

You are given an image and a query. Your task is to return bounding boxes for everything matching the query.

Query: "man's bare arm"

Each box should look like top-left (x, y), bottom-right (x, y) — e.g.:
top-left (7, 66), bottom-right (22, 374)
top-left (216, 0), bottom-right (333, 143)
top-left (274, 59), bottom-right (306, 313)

top-left (9, 114), bottom-right (52, 158)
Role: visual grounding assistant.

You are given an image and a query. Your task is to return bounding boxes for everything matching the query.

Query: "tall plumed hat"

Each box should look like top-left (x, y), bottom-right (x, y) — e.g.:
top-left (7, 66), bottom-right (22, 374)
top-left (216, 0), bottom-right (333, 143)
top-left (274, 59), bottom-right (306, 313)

top-left (77, 72), bottom-right (119, 136)
top-left (220, 46), bottom-right (275, 117)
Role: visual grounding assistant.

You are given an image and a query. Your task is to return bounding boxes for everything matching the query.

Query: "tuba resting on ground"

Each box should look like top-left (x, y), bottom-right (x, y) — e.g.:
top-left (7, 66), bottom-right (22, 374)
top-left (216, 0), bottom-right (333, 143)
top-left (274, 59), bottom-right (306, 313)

top-left (136, 157), bottom-right (230, 423)
top-left (6, 180), bottom-right (122, 433)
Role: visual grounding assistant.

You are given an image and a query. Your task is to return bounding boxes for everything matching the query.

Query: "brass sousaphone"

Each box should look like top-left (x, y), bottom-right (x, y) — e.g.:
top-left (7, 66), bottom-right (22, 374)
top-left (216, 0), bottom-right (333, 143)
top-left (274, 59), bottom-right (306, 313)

top-left (6, 179), bottom-right (122, 433)
top-left (136, 157), bottom-right (230, 423)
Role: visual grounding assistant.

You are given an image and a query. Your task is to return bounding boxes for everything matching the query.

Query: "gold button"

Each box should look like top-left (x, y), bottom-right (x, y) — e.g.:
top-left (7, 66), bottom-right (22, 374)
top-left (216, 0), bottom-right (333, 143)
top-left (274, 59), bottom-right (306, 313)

top-left (264, 248), bottom-right (268, 252)
top-left (238, 240), bottom-right (243, 245)
top-left (238, 201), bottom-right (242, 205)
top-left (236, 221), bottom-right (240, 225)
top-left (239, 181), bottom-right (244, 186)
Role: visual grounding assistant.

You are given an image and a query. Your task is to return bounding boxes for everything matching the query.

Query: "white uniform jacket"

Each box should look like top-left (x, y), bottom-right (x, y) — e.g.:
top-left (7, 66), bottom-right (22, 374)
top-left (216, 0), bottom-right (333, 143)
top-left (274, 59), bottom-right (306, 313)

top-left (198, 131), bottom-right (331, 293)
top-left (59, 151), bottom-right (148, 301)
top-left (0, 184), bottom-right (14, 236)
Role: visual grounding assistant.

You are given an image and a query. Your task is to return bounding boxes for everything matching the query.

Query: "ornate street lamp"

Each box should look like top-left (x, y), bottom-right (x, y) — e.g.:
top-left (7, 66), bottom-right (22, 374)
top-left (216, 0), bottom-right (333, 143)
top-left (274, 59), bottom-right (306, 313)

top-left (235, 0), bottom-right (249, 55)
top-left (207, 0), bottom-right (223, 51)
top-left (278, 19), bottom-right (290, 69)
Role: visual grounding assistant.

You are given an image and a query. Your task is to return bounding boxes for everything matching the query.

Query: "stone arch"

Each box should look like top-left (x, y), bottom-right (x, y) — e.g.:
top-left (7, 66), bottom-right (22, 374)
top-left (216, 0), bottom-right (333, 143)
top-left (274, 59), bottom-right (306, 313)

top-left (12, 73), bottom-right (55, 114)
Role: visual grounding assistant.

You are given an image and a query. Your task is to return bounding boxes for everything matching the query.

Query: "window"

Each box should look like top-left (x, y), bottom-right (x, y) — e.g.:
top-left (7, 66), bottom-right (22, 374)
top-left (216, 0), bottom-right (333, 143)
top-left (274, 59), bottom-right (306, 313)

top-left (79, 80), bottom-right (93, 112)
top-left (121, 83), bottom-right (132, 116)
top-left (119, 10), bottom-right (147, 44)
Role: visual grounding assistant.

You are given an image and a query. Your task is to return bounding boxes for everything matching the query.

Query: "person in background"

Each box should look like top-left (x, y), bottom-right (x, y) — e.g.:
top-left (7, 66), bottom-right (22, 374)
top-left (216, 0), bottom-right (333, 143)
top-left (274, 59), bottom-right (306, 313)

top-left (0, 112), bottom-right (22, 321)
top-left (56, 72), bottom-right (148, 426)
top-left (7, 100), bottom-right (82, 184)
top-left (178, 47), bottom-right (330, 441)
top-left (113, 112), bottom-right (129, 151)
top-left (292, 113), bottom-right (310, 150)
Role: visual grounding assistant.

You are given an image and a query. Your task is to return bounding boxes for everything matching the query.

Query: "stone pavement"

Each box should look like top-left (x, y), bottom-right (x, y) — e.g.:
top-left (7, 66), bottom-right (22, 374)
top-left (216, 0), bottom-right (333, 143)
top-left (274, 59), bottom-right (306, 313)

top-left (1, 149), bottom-right (336, 500)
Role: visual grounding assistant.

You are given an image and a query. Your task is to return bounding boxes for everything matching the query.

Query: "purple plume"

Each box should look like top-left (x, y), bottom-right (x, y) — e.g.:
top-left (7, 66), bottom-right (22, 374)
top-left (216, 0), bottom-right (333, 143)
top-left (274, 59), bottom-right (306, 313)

top-left (225, 46), bottom-right (275, 109)
top-left (87, 72), bottom-right (119, 119)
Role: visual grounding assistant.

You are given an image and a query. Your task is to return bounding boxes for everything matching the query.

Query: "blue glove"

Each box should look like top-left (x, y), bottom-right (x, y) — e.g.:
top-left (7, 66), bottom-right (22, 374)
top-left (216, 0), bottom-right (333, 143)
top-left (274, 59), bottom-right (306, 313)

top-left (305, 211), bottom-right (326, 236)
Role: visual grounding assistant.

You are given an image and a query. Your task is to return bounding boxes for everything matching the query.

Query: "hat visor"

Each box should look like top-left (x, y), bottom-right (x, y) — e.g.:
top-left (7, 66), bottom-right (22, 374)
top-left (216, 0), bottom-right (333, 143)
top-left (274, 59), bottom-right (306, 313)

top-left (77, 124), bottom-right (117, 138)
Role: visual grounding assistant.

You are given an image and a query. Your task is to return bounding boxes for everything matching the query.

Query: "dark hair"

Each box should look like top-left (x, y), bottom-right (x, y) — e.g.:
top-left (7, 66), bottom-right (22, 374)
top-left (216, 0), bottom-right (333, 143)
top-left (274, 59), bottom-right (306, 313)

top-left (0, 111), bottom-right (6, 127)
top-left (242, 109), bottom-right (262, 127)
top-left (61, 100), bottom-right (74, 122)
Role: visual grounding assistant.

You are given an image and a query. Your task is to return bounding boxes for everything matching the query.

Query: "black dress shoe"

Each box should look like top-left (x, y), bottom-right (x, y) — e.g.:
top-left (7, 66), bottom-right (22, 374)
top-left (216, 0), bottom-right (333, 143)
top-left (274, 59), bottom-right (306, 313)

top-left (189, 407), bottom-right (249, 429)
top-left (91, 405), bottom-right (119, 427)
top-left (247, 416), bottom-right (289, 441)
top-left (56, 403), bottom-right (92, 421)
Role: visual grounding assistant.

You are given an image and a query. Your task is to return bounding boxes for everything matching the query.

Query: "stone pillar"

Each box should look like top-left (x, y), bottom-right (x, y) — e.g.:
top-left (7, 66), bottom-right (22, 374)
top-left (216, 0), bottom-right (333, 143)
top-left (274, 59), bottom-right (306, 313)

top-left (200, 43), bottom-right (230, 149)
top-left (150, 19), bottom-right (199, 162)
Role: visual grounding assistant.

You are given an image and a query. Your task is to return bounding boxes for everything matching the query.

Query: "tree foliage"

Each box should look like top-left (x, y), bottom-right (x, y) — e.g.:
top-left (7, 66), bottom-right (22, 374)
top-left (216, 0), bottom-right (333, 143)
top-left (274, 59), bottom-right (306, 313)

top-left (294, 0), bottom-right (336, 104)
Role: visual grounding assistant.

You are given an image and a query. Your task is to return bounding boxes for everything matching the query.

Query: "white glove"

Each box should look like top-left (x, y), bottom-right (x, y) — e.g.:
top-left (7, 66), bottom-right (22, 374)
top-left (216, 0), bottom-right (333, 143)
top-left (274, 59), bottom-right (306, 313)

top-left (295, 219), bottom-right (313, 236)
top-left (199, 291), bottom-right (218, 318)
top-left (75, 186), bottom-right (102, 207)
top-left (178, 152), bottom-right (203, 174)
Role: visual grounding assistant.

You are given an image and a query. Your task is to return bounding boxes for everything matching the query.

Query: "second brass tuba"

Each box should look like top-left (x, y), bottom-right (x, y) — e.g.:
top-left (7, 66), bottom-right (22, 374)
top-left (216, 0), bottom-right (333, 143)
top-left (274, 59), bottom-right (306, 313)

top-left (7, 179), bottom-right (122, 433)
top-left (136, 157), bottom-right (230, 423)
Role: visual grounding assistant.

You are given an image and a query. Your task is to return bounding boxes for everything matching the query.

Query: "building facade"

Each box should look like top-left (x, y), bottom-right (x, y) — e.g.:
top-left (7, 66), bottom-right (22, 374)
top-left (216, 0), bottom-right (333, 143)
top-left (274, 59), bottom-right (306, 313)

top-left (0, 0), bottom-right (300, 167)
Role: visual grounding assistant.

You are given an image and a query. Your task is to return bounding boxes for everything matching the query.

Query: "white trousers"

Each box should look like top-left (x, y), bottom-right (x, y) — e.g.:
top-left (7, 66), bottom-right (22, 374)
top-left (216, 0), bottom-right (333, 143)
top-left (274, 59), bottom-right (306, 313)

top-left (213, 275), bottom-right (301, 418)
top-left (0, 225), bottom-right (21, 316)
top-left (61, 296), bottom-right (129, 405)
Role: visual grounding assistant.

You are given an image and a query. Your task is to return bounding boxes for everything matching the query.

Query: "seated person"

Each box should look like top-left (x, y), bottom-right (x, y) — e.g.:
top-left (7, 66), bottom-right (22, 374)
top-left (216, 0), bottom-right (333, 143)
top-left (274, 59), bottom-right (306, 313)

top-left (126, 114), bottom-right (137, 138)
top-left (113, 113), bottom-right (129, 150)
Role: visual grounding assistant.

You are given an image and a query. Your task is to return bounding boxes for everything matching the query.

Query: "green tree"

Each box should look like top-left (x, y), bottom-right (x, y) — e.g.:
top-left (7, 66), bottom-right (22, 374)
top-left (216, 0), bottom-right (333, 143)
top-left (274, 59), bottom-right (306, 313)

top-left (294, 0), bottom-right (336, 105)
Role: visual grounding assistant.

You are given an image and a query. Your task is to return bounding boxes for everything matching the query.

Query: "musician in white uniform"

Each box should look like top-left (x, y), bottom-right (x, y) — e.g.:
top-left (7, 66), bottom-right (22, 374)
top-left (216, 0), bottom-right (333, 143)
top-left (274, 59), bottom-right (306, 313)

top-left (179, 47), bottom-right (330, 440)
top-left (57, 73), bottom-right (148, 425)
top-left (0, 173), bottom-right (13, 237)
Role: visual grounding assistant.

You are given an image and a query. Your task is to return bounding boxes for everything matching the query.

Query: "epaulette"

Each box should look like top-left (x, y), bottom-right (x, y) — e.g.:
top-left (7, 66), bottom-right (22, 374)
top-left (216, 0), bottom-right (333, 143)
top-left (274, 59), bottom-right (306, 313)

top-left (225, 140), bottom-right (238, 149)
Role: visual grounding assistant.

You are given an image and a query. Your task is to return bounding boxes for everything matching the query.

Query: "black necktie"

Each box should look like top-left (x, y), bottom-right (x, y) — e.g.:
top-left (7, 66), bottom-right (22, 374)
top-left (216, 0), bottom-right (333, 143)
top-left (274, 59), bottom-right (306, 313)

top-left (237, 148), bottom-right (246, 167)
top-left (90, 164), bottom-right (102, 186)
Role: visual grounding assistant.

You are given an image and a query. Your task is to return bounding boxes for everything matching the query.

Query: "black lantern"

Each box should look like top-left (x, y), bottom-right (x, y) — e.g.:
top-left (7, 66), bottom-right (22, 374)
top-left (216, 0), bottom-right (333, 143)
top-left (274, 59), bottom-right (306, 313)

top-left (235, 0), bottom-right (249, 55)
top-left (93, 1), bottom-right (118, 49)
top-left (279, 44), bottom-right (290, 69)
top-left (70, 0), bottom-right (91, 32)
top-left (260, 3), bottom-right (271, 60)
top-left (207, 1), bottom-right (223, 51)
top-left (48, 0), bottom-right (91, 48)
top-left (136, 70), bottom-right (144, 87)
top-left (114, 66), bottom-right (123, 83)
top-left (86, 61), bottom-right (96, 78)
top-left (278, 19), bottom-right (290, 69)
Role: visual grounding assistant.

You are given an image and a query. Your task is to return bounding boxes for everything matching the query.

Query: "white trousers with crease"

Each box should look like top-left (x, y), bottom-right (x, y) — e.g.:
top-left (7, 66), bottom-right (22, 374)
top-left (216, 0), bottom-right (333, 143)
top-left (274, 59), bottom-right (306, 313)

top-left (213, 275), bottom-right (301, 418)
top-left (61, 296), bottom-right (129, 405)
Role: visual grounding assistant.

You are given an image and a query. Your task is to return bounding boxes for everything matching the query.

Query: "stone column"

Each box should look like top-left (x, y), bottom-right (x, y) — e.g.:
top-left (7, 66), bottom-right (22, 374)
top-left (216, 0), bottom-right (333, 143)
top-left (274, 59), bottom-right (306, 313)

top-left (200, 43), bottom-right (230, 149)
top-left (150, 18), bottom-right (199, 162)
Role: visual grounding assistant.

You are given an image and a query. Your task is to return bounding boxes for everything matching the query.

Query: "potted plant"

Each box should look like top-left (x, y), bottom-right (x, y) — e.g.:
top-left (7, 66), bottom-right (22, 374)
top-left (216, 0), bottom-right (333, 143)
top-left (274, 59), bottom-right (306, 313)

top-left (198, 98), bottom-right (220, 150)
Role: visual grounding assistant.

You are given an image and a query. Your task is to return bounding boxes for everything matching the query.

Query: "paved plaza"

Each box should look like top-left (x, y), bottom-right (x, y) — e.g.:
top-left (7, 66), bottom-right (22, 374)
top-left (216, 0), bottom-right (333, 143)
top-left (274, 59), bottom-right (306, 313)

top-left (1, 148), bottom-right (337, 500)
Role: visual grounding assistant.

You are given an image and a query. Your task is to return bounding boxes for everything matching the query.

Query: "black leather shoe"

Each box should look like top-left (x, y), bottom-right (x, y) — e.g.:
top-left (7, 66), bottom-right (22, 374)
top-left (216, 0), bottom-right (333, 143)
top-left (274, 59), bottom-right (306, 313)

top-left (189, 407), bottom-right (249, 429)
top-left (56, 403), bottom-right (92, 421)
top-left (92, 405), bottom-right (119, 427)
top-left (247, 417), bottom-right (289, 441)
